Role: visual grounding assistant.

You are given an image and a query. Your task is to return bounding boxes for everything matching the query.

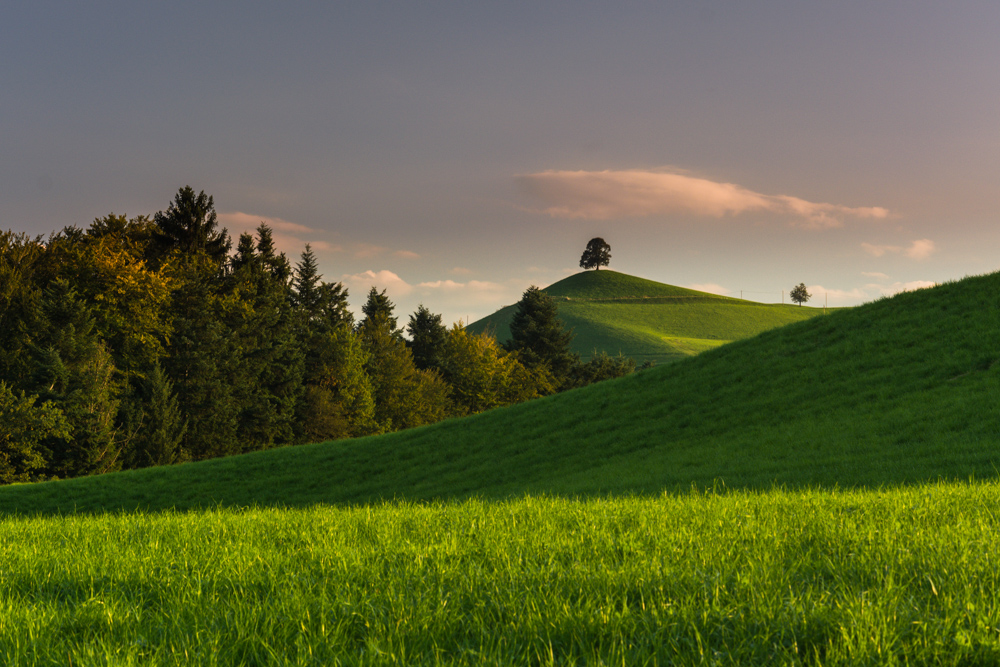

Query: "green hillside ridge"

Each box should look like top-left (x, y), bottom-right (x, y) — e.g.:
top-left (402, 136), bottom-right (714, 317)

top-left (3, 271), bottom-right (998, 516)
top-left (468, 269), bottom-right (823, 364)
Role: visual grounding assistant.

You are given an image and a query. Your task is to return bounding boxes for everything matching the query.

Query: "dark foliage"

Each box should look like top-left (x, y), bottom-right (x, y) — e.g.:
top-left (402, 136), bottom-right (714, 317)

top-left (407, 305), bottom-right (448, 371)
top-left (0, 186), bottom-right (640, 484)
top-left (790, 283), bottom-right (811, 306)
top-left (579, 237), bottom-right (611, 271)
top-left (504, 286), bottom-right (580, 392)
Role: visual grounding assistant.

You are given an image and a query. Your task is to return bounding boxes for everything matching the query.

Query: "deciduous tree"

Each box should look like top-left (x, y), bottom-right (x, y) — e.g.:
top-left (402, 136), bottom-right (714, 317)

top-left (579, 237), bottom-right (611, 271)
top-left (790, 283), bottom-right (811, 306)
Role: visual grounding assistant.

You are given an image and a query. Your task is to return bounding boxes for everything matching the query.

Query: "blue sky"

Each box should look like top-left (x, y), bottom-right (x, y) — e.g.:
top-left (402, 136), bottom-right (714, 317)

top-left (4, 2), bottom-right (999, 324)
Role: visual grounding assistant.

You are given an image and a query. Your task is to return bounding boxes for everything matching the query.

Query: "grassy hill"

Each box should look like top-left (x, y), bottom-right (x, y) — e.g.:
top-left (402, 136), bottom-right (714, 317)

top-left (468, 269), bottom-right (824, 364)
top-left (2, 271), bottom-right (998, 516)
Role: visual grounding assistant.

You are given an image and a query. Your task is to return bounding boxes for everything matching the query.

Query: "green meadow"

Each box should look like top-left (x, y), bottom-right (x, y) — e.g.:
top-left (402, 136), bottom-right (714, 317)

top-left (469, 270), bottom-right (824, 364)
top-left (4, 486), bottom-right (1000, 665)
top-left (2, 270), bottom-right (1000, 664)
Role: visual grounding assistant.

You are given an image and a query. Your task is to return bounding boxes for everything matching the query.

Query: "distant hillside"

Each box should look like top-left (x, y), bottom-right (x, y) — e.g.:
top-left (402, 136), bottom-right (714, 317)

top-left (469, 269), bottom-right (823, 364)
top-left (2, 272), bottom-right (997, 515)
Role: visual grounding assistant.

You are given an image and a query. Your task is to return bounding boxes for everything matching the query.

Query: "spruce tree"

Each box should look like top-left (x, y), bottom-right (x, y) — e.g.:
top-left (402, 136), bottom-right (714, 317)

top-left (150, 186), bottom-right (231, 267)
top-left (222, 227), bottom-right (304, 451)
top-left (407, 305), bottom-right (448, 371)
top-left (122, 363), bottom-right (187, 468)
top-left (26, 280), bottom-right (124, 477)
top-left (504, 286), bottom-right (579, 392)
top-left (358, 291), bottom-right (450, 431)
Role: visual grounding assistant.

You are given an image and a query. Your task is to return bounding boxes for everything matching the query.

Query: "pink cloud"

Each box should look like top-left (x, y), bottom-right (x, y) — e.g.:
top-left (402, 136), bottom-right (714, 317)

top-left (861, 239), bottom-right (935, 260)
top-left (516, 169), bottom-right (890, 229)
top-left (217, 211), bottom-right (338, 255)
top-left (685, 283), bottom-right (730, 296)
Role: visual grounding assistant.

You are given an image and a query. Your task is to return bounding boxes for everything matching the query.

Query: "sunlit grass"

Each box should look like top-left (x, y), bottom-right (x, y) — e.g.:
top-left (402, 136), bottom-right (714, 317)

top-left (470, 270), bottom-right (823, 364)
top-left (3, 483), bottom-right (1000, 664)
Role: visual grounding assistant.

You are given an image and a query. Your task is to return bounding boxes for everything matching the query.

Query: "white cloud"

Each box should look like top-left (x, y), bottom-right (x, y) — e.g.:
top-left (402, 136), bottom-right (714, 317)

top-left (805, 285), bottom-right (870, 306)
top-left (218, 211), bottom-right (316, 235)
top-left (341, 270), bottom-right (414, 297)
top-left (861, 238), bottom-right (935, 260)
top-left (904, 239), bottom-right (936, 260)
top-left (353, 243), bottom-right (387, 259)
top-left (883, 280), bottom-right (936, 294)
top-left (861, 242), bottom-right (899, 257)
top-left (516, 168), bottom-right (891, 229)
top-left (685, 283), bottom-right (730, 296)
top-left (218, 211), bottom-right (335, 255)
top-left (450, 267), bottom-right (474, 276)
top-left (394, 250), bottom-right (420, 259)
top-left (861, 271), bottom-right (890, 279)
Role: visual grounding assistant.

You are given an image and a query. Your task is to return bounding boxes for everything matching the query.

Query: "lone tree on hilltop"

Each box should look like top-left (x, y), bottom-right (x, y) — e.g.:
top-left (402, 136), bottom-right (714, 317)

top-left (790, 283), bottom-right (811, 306)
top-left (580, 237), bottom-right (611, 270)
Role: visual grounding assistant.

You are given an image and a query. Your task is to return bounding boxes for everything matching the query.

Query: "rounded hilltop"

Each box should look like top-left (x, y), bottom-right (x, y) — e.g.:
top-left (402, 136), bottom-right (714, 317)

top-left (542, 269), bottom-right (722, 301)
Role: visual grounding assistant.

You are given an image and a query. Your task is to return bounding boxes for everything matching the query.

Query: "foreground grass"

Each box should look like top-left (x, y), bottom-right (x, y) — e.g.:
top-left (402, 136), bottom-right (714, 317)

top-left (4, 483), bottom-right (1000, 665)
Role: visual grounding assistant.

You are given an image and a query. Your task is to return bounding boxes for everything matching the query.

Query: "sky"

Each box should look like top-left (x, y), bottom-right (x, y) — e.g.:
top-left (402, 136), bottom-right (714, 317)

top-left (3, 1), bottom-right (1000, 325)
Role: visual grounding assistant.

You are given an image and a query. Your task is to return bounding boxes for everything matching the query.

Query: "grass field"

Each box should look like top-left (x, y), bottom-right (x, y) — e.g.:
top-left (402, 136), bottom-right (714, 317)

top-left (4, 270), bottom-right (996, 516)
top-left (468, 270), bottom-right (824, 364)
top-left (4, 484), bottom-right (1000, 665)
top-left (3, 271), bottom-right (999, 664)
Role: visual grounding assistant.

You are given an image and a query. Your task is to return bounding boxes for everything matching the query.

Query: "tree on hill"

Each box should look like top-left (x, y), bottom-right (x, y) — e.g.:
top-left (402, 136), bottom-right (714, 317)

top-left (150, 186), bottom-right (231, 267)
top-left (579, 237), bottom-right (611, 271)
top-left (407, 305), bottom-right (448, 371)
top-left (790, 283), bottom-right (811, 306)
top-left (504, 286), bottom-right (578, 392)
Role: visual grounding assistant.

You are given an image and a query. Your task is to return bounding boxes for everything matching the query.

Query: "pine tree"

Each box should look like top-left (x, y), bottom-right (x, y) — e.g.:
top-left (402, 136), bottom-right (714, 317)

top-left (407, 305), bottom-right (448, 371)
top-left (26, 280), bottom-right (124, 478)
top-left (504, 286), bottom-right (579, 392)
top-left (122, 363), bottom-right (187, 468)
top-left (150, 186), bottom-right (231, 267)
top-left (221, 227), bottom-right (304, 451)
top-left (164, 276), bottom-right (240, 460)
top-left (360, 287), bottom-right (400, 336)
top-left (359, 292), bottom-right (450, 431)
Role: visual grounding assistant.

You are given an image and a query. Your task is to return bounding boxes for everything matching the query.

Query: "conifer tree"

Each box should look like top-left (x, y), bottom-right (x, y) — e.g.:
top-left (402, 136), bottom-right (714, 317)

top-left (164, 275), bottom-right (240, 460)
top-left (504, 286), bottom-right (579, 392)
top-left (122, 363), bottom-right (187, 468)
top-left (359, 291), bottom-right (450, 431)
top-left (360, 287), bottom-right (400, 336)
top-left (407, 305), bottom-right (448, 371)
top-left (222, 226), bottom-right (304, 450)
top-left (150, 186), bottom-right (231, 267)
top-left (26, 280), bottom-right (124, 477)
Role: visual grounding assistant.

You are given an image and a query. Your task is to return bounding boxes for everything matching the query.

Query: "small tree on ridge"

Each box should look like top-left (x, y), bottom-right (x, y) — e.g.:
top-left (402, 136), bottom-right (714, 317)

top-left (790, 283), bottom-right (811, 306)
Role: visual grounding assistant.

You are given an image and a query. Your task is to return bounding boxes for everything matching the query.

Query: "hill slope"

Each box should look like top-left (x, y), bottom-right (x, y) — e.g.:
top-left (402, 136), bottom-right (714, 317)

top-left (468, 270), bottom-right (823, 364)
top-left (2, 272), bottom-right (998, 515)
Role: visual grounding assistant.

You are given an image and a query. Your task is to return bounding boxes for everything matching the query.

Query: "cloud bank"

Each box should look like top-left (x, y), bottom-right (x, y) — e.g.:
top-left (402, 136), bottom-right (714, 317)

top-left (861, 238), bottom-right (935, 260)
top-left (517, 169), bottom-right (891, 229)
top-left (217, 212), bottom-right (340, 253)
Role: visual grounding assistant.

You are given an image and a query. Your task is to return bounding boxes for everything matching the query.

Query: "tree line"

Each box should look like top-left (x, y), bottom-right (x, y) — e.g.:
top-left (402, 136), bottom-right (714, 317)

top-left (0, 187), bottom-right (635, 484)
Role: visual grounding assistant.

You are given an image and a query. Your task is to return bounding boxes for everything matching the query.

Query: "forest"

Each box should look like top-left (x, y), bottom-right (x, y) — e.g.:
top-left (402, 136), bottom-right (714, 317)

top-left (0, 187), bottom-right (634, 484)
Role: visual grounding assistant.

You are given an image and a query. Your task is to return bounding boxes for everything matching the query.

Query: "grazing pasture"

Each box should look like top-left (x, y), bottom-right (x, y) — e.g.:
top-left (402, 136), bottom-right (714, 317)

top-left (2, 271), bottom-right (999, 664)
top-left (469, 270), bottom-right (826, 364)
